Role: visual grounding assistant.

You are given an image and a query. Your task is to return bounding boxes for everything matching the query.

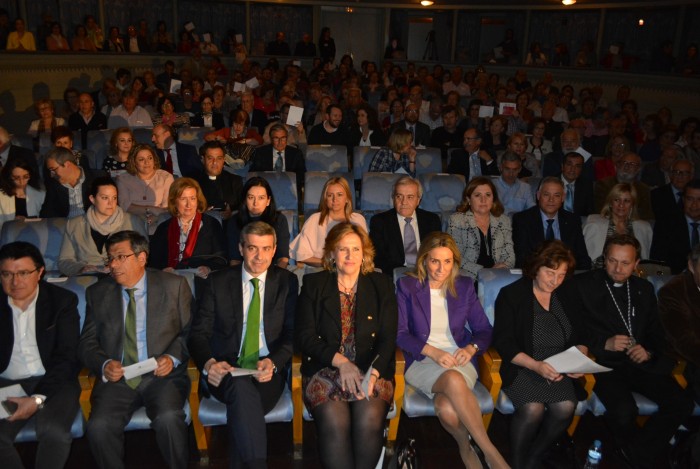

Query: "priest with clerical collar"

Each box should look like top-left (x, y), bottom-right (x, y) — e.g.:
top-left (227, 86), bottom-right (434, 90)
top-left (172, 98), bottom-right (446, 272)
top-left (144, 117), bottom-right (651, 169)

top-left (193, 141), bottom-right (242, 220)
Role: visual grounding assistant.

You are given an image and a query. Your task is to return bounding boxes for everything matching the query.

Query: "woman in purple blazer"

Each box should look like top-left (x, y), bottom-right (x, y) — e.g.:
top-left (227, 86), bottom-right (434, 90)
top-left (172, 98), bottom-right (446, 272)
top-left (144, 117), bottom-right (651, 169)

top-left (396, 232), bottom-right (508, 469)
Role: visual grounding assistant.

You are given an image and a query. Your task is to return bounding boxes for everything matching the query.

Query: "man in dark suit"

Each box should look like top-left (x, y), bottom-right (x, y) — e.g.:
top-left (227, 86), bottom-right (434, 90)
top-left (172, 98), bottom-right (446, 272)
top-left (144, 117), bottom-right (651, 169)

top-left (651, 158), bottom-right (693, 222)
top-left (512, 176), bottom-right (590, 269)
top-left (370, 176), bottom-right (442, 276)
top-left (577, 234), bottom-right (693, 468)
top-left (651, 179), bottom-right (700, 273)
top-left (595, 153), bottom-right (653, 220)
top-left (446, 128), bottom-right (499, 181)
top-left (388, 102), bottom-right (431, 147)
top-left (429, 105), bottom-right (462, 161)
top-left (642, 146), bottom-right (679, 188)
top-left (67, 93), bottom-right (107, 150)
top-left (125, 24), bottom-right (149, 53)
top-left (189, 221), bottom-right (297, 468)
top-left (266, 31), bottom-right (291, 56)
top-left (561, 152), bottom-right (594, 217)
top-left (231, 92), bottom-right (268, 135)
top-left (0, 242), bottom-right (81, 468)
top-left (151, 123), bottom-right (203, 178)
top-left (194, 141), bottom-right (242, 220)
top-left (156, 61), bottom-right (179, 92)
top-left (79, 230), bottom-right (192, 469)
top-left (250, 124), bottom-right (306, 193)
top-left (40, 147), bottom-right (104, 218)
top-left (542, 128), bottom-right (595, 182)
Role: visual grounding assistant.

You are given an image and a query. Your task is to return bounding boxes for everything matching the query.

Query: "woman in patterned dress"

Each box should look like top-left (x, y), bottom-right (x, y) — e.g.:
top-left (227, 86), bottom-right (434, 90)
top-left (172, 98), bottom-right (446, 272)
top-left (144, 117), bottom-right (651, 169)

top-left (447, 176), bottom-right (515, 279)
top-left (296, 223), bottom-right (397, 469)
top-left (493, 241), bottom-right (589, 469)
top-left (103, 127), bottom-right (133, 178)
top-left (397, 232), bottom-right (509, 468)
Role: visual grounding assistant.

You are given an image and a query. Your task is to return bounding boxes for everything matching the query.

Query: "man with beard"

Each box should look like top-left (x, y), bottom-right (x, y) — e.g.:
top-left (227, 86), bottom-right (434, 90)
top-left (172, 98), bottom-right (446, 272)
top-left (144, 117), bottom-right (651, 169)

top-left (429, 105), bottom-right (462, 160)
top-left (307, 104), bottom-right (351, 148)
top-left (594, 153), bottom-right (653, 220)
top-left (388, 102), bottom-right (431, 147)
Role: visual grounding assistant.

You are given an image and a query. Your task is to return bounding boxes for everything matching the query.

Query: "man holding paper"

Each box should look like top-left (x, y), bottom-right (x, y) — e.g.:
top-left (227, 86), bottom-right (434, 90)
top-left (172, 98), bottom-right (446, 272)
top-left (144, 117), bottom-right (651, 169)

top-left (576, 234), bottom-right (692, 468)
top-left (0, 241), bottom-right (81, 469)
top-left (79, 230), bottom-right (192, 469)
top-left (189, 221), bottom-right (297, 468)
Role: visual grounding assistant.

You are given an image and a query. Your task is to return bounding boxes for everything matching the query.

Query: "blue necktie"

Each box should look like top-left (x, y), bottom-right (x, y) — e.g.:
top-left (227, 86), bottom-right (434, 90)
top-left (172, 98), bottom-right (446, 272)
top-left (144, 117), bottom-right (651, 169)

top-left (546, 219), bottom-right (555, 241)
top-left (470, 153), bottom-right (481, 181)
top-left (274, 151), bottom-right (283, 172)
top-left (565, 183), bottom-right (574, 212)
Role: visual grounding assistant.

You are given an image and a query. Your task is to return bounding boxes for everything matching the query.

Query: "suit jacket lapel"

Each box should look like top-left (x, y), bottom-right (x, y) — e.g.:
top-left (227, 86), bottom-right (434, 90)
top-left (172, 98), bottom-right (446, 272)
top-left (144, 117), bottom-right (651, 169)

top-left (145, 273), bottom-right (162, 355)
top-left (34, 286), bottom-right (53, 365)
top-left (262, 267), bottom-right (276, 339)
top-left (232, 268), bottom-right (245, 346)
top-left (0, 294), bottom-right (13, 370)
top-left (414, 279), bottom-right (432, 332)
top-left (321, 273), bottom-right (342, 332)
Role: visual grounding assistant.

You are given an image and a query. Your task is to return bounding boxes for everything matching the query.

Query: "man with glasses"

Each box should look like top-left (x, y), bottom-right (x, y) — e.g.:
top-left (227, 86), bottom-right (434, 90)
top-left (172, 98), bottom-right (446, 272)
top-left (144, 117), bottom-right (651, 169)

top-left (594, 152), bottom-right (653, 220)
top-left (250, 124), bottom-right (306, 195)
top-left (388, 102), bottom-right (430, 147)
top-left (447, 128), bottom-right (499, 181)
top-left (0, 241), bottom-right (81, 468)
top-left (79, 230), bottom-right (192, 469)
top-left (652, 157), bottom-right (693, 222)
top-left (643, 145), bottom-right (681, 188)
top-left (40, 147), bottom-right (104, 218)
top-left (494, 151), bottom-right (535, 217)
top-left (193, 141), bottom-right (242, 220)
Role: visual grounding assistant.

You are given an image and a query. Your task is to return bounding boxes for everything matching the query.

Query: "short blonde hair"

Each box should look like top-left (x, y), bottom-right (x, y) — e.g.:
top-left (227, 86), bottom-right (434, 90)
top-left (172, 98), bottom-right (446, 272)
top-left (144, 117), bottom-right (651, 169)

top-left (387, 128), bottom-right (413, 154)
top-left (601, 183), bottom-right (638, 220)
top-left (408, 232), bottom-right (461, 297)
top-left (318, 177), bottom-right (354, 225)
top-left (322, 223), bottom-right (375, 275)
top-left (167, 177), bottom-right (208, 217)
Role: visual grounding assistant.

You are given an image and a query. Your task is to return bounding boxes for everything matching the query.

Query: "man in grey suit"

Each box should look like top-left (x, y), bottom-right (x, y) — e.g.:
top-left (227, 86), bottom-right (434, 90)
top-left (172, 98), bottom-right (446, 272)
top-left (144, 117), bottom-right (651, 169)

top-left (189, 221), bottom-right (297, 469)
top-left (79, 230), bottom-right (192, 469)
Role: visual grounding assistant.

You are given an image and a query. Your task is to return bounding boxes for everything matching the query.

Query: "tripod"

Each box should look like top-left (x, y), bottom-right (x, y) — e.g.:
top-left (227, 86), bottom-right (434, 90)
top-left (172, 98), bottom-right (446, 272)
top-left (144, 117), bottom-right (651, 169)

top-left (423, 30), bottom-right (438, 60)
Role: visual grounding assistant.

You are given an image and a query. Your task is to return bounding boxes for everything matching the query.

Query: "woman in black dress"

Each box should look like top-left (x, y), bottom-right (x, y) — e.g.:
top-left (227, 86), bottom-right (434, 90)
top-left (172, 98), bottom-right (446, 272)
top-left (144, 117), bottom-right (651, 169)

top-left (493, 240), bottom-right (588, 469)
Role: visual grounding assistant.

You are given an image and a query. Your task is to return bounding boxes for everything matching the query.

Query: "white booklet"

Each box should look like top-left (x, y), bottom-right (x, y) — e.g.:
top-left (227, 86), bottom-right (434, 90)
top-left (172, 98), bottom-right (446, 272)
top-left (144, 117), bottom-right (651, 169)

top-left (230, 368), bottom-right (260, 378)
top-left (0, 384), bottom-right (27, 419)
top-left (123, 357), bottom-right (158, 380)
top-left (544, 346), bottom-right (611, 374)
top-left (286, 105), bottom-right (304, 126)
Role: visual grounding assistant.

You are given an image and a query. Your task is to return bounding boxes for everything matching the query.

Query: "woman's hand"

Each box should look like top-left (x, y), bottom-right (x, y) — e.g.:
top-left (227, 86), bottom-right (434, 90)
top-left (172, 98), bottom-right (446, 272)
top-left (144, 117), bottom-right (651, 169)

top-left (337, 361), bottom-right (365, 398)
top-left (429, 348), bottom-right (458, 368)
top-left (534, 361), bottom-right (563, 382)
top-left (453, 347), bottom-right (475, 367)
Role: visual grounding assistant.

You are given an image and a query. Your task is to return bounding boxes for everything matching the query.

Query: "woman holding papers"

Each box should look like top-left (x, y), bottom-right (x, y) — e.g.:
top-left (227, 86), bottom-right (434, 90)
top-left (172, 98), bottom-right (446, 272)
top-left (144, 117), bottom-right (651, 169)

top-left (296, 223), bottom-right (397, 469)
top-left (396, 232), bottom-right (509, 469)
top-left (493, 240), bottom-right (589, 469)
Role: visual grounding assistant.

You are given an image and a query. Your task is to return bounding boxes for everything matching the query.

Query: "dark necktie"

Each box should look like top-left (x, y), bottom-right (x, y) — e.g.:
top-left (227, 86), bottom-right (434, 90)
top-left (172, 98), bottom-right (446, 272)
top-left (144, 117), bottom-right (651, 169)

top-left (692, 222), bottom-right (699, 248)
top-left (124, 288), bottom-right (140, 389)
top-left (545, 219), bottom-right (555, 241)
top-left (565, 183), bottom-right (574, 212)
top-left (240, 278), bottom-right (260, 369)
top-left (409, 125), bottom-right (415, 144)
top-left (164, 148), bottom-right (174, 174)
top-left (678, 192), bottom-right (684, 209)
top-left (404, 217), bottom-right (417, 265)
top-left (274, 151), bottom-right (283, 172)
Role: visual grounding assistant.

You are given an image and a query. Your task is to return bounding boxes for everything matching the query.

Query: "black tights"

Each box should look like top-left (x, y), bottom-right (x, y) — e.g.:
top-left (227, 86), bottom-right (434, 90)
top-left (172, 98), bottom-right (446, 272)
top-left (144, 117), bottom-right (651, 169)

top-left (312, 398), bottom-right (389, 469)
top-left (509, 400), bottom-right (575, 469)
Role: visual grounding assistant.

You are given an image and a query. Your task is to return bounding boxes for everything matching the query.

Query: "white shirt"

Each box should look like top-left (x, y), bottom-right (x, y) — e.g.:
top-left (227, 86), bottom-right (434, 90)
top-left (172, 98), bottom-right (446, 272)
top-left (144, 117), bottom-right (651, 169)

top-left (165, 143), bottom-right (184, 178)
top-left (0, 285), bottom-right (45, 380)
top-left (396, 211), bottom-right (421, 263)
top-left (240, 268), bottom-right (270, 357)
top-left (129, 36), bottom-right (140, 53)
top-left (442, 81), bottom-right (471, 97)
top-left (426, 288), bottom-right (458, 352)
top-left (108, 105), bottom-right (153, 128)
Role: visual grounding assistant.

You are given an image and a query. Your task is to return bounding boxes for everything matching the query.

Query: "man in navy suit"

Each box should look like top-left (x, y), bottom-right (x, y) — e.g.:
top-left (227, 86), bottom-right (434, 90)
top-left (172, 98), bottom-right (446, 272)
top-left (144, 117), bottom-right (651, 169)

top-left (370, 176), bottom-right (442, 277)
top-left (0, 242), bottom-right (81, 468)
top-left (561, 152), bottom-right (594, 217)
top-left (512, 176), bottom-right (590, 269)
top-left (651, 158), bottom-right (693, 222)
top-left (446, 128), bottom-right (499, 181)
top-left (388, 102), bottom-right (431, 147)
top-left (189, 221), bottom-right (297, 468)
top-left (151, 124), bottom-right (203, 178)
top-left (250, 124), bottom-right (306, 194)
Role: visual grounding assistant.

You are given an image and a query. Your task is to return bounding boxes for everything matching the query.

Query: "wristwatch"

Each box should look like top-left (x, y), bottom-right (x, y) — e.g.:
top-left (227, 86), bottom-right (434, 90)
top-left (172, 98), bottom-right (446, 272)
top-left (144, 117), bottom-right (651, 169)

top-left (469, 343), bottom-right (480, 353)
top-left (33, 395), bottom-right (45, 409)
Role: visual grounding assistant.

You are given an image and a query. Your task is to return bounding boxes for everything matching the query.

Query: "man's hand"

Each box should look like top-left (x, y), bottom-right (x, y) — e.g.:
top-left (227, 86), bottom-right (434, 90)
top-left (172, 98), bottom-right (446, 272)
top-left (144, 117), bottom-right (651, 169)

top-left (604, 335), bottom-right (631, 352)
top-left (478, 149), bottom-right (493, 162)
top-left (104, 360), bottom-right (125, 382)
top-left (206, 360), bottom-right (233, 387)
top-left (5, 396), bottom-right (39, 421)
top-left (155, 355), bottom-right (174, 377)
top-left (627, 344), bottom-right (652, 364)
top-left (254, 358), bottom-right (275, 383)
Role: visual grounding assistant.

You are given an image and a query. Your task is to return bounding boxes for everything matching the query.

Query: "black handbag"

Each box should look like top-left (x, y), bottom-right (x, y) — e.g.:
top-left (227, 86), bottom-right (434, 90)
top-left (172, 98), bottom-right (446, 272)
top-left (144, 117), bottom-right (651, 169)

top-left (388, 438), bottom-right (420, 469)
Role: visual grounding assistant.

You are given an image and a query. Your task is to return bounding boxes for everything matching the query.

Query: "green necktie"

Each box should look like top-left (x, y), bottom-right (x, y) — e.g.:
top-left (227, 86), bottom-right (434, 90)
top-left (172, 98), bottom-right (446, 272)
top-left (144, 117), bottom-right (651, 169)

top-left (124, 288), bottom-right (141, 389)
top-left (239, 278), bottom-right (260, 369)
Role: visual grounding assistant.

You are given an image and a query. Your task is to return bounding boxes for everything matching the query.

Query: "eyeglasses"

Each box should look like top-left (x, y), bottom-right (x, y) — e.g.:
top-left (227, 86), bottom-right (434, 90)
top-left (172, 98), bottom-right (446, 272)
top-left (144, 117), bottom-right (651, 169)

top-left (672, 170), bottom-right (692, 177)
top-left (464, 137), bottom-right (480, 141)
top-left (104, 253), bottom-right (135, 266)
top-left (0, 269), bottom-right (39, 281)
top-left (46, 163), bottom-right (63, 174)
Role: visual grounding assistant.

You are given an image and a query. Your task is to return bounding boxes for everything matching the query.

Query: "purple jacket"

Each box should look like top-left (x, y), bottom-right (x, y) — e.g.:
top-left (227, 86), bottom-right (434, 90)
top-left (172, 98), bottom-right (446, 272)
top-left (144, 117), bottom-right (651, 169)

top-left (396, 275), bottom-right (492, 369)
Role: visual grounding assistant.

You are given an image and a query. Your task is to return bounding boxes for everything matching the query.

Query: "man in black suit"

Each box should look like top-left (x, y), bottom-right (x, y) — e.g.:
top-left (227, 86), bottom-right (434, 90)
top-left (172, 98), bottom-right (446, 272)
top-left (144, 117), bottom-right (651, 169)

top-left (576, 234), bottom-right (693, 468)
top-left (0, 126), bottom-right (39, 176)
top-left (512, 176), bottom-right (590, 269)
top-left (189, 221), bottom-right (297, 468)
top-left (561, 152), bottom-right (594, 217)
top-left (446, 128), bottom-right (499, 181)
top-left (388, 102), bottom-right (431, 147)
top-left (429, 105), bottom-right (463, 161)
top-left (231, 92), bottom-right (268, 135)
top-left (194, 141), bottom-right (242, 220)
top-left (151, 123), bottom-right (203, 178)
top-left (125, 24), bottom-right (149, 53)
top-left (266, 31), bottom-right (291, 56)
top-left (250, 124), bottom-right (306, 193)
top-left (79, 230), bottom-right (192, 469)
top-left (0, 242), bottom-right (81, 468)
top-left (642, 146), bottom-right (679, 188)
top-left (542, 128), bottom-right (595, 182)
top-left (651, 158), bottom-right (693, 222)
top-left (156, 61), bottom-right (179, 92)
top-left (651, 179), bottom-right (700, 273)
top-left (40, 147), bottom-right (104, 218)
top-left (370, 176), bottom-right (442, 277)
top-left (68, 93), bottom-right (107, 150)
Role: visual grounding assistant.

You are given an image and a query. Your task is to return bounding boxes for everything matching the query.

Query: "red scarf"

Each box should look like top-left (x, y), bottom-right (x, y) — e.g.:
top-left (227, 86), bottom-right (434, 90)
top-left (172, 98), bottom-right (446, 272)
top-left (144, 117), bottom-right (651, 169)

top-left (167, 212), bottom-right (202, 268)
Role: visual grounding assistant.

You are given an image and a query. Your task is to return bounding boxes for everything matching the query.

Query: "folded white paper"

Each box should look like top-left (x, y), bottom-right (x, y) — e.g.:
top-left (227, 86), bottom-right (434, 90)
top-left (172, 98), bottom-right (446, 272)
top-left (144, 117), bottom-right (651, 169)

top-left (235, 34), bottom-right (243, 43)
top-left (123, 357), bottom-right (158, 380)
top-left (544, 346), bottom-right (611, 374)
top-left (233, 82), bottom-right (245, 93)
top-left (479, 105), bottom-right (494, 118)
top-left (169, 79), bottom-right (182, 94)
top-left (0, 384), bottom-right (27, 419)
top-left (286, 105), bottom-right (304, 126)
top-left (245, 77), bottom-right (259, 89)
top-left (184, 22), bottom-right (195, 32)
top-left (230, 368), bottom-right (260, 378)
top-left (202, 33), bottom-right (211, 44)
